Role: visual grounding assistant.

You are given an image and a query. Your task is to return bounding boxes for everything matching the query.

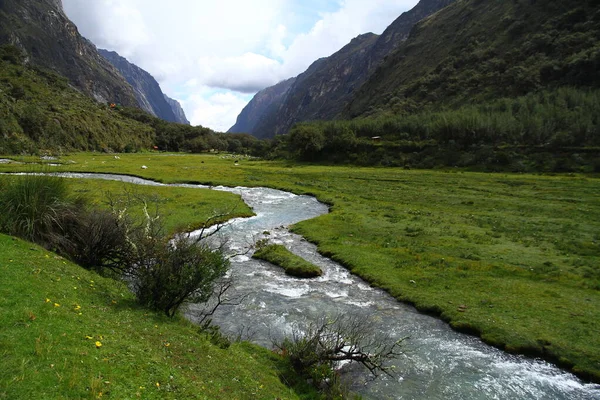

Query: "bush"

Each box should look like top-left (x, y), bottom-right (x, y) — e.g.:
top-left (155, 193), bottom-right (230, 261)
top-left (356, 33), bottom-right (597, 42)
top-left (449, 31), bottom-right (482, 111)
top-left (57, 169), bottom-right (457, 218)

top-left (0, 174), bottom-right (78, 244)
top-left (131, 234), bottom-right (229, 317)
top-left (0, 175), bottom-right (231, 319)
top-left (275, 314), bottom-right (405, 396)
top-left (55, 208), bottom-right (132, 273)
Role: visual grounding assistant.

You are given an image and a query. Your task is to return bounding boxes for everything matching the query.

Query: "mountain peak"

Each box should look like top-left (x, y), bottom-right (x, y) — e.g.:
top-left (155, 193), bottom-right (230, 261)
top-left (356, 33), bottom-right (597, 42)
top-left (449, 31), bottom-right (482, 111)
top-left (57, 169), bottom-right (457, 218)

top-left (235, 0), bottom-right (455, 139)
top-left (99, 49), bottom-right (190, 124)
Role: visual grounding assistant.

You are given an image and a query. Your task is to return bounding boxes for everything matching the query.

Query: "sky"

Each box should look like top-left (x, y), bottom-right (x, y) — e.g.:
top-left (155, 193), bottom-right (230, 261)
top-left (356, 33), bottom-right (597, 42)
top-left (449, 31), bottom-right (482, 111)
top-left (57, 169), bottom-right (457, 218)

top-left (61, 0), bottom-right (419, 132)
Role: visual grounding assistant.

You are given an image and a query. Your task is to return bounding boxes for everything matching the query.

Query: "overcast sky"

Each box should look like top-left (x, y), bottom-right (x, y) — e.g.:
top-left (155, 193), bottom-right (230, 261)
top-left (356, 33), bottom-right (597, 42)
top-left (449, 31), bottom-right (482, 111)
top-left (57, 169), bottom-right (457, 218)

top-left (62, 0), bottom-right (419, 131)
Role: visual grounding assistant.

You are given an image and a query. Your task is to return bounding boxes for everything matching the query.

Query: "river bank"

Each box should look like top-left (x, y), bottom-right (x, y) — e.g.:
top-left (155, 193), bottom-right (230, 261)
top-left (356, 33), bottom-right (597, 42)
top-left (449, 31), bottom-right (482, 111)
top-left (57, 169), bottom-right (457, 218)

top-left (1, 153), bottom-right (599, 389)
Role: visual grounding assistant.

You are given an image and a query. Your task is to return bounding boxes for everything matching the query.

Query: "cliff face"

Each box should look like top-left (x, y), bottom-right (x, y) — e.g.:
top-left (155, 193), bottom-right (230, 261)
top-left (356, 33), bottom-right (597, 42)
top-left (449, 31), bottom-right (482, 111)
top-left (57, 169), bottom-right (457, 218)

top-left (251, 34), bottom-right (379, 139)
top-left (228, 77), bottom-right (296, 135)
top-left (0, 0), bottom-right (139, 107)
top-left (164, 95), bottom-right (190, 125)
top-left (233, 0), bottom-right (456, 139)
top-left (98, 49), bottom-right (185, 124)
top-left (366, 0), bottom-right (456, 69)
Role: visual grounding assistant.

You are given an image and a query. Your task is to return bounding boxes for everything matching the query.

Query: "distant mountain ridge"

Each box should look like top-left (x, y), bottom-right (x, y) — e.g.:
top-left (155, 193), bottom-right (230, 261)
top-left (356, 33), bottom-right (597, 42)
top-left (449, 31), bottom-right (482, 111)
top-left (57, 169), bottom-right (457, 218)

top-left (231, 0), bottom-right (456, 138)
top-left (98, 49), bottom-right (189, 125)
top-left (0, 0), bottom-right (139, 107)
top-left (164, 94), bottom-right (190, 125)
top-left (228, 77), bottom-right (296, 135)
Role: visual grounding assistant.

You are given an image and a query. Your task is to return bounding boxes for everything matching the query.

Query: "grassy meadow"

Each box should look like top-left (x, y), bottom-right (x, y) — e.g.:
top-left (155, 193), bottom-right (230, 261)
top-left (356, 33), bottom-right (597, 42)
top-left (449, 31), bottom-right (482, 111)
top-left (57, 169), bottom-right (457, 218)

top-left (253, 244), bottom-right (323, 278)
top-left (0, 152), bottom-right (599, 382)
top-left (0, 234), bottom-right (308, 399)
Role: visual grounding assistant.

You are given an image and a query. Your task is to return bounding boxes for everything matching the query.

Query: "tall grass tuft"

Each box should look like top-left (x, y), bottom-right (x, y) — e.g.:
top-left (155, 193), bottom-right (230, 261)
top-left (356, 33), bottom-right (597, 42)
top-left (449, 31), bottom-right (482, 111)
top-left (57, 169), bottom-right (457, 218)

top-left (0, 174), bottom-right (76, 244)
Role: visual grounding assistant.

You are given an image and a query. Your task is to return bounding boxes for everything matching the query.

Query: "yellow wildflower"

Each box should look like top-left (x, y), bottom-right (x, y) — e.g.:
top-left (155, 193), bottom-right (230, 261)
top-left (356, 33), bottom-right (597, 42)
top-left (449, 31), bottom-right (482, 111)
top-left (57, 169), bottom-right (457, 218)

top-left (74, 304), bottom-right (81, 311)
top-left (54, 303), bottom-right (60, 307)
top-left (155, 382), bottom-right (160, 388)
top-left (45, 298), bottom-right (51, 303)
top-left (95, 341), bottom-right (102, 348)
top-left (85, 335), bottom-right (93, 339)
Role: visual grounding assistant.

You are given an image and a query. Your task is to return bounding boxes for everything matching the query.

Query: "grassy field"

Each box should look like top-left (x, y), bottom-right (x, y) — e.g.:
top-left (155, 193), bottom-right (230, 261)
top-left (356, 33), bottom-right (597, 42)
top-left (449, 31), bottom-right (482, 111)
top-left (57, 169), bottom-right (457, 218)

top-left (253, 244), bottom-right (323, 278)
top-left (66, 179), bottom-right (253, 234)
top-left (0, 233), bottom-right (310, 399)
top-left (0, 153), bottom-right (599, 382)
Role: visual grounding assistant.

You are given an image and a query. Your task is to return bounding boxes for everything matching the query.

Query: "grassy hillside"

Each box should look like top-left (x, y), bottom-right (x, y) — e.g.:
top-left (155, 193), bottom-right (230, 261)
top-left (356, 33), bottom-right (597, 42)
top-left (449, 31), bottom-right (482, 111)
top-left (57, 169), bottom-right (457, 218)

top-left (0, 45), bottom-right (154, 154)
top-left (2, 153), bottom-right (596, 381)
top-left (347, 0), bottom-right (600, 117)
top-left (264, 0), bottom-right (600, 169)
top-left (0, 45), bottom-right (265, 156)
top-left (0, 234), bottom-right (305, 399)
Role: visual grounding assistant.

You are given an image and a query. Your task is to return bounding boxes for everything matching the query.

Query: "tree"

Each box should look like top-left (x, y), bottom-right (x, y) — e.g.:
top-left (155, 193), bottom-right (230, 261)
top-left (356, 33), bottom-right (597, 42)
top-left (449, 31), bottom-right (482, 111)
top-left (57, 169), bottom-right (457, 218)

top-left (274, 314), bottom-right (405, 392)
top-left (289, 124), bottom-right (326, 160)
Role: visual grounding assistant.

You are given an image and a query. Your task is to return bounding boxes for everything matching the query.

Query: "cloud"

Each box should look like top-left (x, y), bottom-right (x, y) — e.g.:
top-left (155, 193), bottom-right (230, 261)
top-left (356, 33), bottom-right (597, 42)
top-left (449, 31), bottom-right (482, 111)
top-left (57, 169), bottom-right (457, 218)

top-left (197, 53), bottom-right (282, 93)
top-left (61, 0), bottom-right (419, 131)
top-left (185, 89), bottom-right (254, 133)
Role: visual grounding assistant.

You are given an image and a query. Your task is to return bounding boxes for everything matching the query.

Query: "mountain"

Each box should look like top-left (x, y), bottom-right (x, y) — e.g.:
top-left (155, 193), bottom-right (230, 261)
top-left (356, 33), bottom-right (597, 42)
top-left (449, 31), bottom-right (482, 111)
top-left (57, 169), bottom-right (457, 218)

top-left (0, 45), bottom-right (154, 154)
top-left (228, 77), bottom-right (296, 135)
top-left (0, 0), bottom-right (139, 107)
top-left (232, 0), bottom-right (455, 139)
top-left (98, 49), bottom-right (189, 124)
top-left (164, 94), bottom-right (190, 125)
top-left (345, 0), bottom-right (600, 118)
top-left (251, 34), bottom-right (379, 139)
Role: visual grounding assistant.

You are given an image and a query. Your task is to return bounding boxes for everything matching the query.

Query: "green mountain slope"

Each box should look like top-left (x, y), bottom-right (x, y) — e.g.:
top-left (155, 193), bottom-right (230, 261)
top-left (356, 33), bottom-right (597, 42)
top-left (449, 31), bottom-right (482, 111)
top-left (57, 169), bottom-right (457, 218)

top-left (0, 0), bottom-right (139, 107)
top-left (0, 46), bottom-right (154, 153)
top-left (0, 45), bottom-right (264, 155)
top-left (346, 0), bottom-right (600, 117)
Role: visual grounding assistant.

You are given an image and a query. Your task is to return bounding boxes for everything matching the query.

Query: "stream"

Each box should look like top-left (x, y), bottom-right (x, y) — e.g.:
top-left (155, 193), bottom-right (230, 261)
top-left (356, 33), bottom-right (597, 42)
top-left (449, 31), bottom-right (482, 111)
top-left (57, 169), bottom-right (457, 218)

top-left (24, 173), bottom-right (600, 399)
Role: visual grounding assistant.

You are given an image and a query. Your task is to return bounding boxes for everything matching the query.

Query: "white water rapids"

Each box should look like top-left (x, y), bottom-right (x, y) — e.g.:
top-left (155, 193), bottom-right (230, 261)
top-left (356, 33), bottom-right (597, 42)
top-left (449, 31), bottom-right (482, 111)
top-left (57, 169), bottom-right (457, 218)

top-left (19, 172), bottom-right (600, 399)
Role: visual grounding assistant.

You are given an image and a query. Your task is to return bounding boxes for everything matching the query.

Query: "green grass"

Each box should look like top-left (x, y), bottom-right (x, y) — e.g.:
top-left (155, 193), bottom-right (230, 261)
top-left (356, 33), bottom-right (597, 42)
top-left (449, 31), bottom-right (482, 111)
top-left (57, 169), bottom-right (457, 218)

top-left (254, 244), bottom-right (322, 278)
top-left (67, 179), bottom-right (254, 234)
top-left (1, 153), bottom-right (599, 382)
top-left (0, 234), bottom-right (306, 399)
top-left (0, 173), bottom-right (254, 235)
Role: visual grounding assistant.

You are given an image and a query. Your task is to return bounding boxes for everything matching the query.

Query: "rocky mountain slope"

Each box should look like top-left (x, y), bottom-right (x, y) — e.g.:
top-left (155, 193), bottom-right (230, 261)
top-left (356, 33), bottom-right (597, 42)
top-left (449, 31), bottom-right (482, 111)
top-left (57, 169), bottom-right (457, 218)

top-left (164, 94), bottom-right (190, 125)
top-left (228, 77), bottom-right (295, 135)
top-left (99, 49), bottom-right (189, 124)
top-left (232, 0), bottom-right (455, 138)
top-left (0, 0), bottom-right (139, 107)
top-left (251, 34), bottom-right (379, 139)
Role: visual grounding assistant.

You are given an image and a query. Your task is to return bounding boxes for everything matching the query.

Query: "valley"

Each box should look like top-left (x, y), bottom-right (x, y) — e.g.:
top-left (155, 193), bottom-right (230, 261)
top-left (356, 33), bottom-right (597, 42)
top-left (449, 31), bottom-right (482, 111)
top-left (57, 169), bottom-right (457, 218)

top-left (1, 153), bottom-right (598, 390)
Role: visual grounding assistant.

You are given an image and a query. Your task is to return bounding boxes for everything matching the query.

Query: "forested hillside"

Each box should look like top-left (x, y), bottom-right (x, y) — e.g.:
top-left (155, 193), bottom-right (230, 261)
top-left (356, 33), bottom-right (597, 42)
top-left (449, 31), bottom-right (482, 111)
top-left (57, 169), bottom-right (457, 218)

top-left (0, 45), bottom-right (262, 155)
top-left (347, 0), bottom-right (600, 117)
top-left (266, 0), bottom-right (600, 171)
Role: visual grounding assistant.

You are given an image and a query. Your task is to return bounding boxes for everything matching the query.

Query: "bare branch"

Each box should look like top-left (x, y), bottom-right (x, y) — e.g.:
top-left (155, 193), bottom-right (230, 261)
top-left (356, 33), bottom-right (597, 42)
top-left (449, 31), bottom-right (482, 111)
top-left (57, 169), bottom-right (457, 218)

top-left (194, 278), bottom-right (250, 328)
top-left (274, 314), bottom-right (407, 379)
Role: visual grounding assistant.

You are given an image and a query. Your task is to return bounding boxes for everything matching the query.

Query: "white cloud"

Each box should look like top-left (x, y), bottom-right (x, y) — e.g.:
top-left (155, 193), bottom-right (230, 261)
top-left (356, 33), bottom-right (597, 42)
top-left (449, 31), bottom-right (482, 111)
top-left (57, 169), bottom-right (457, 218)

top-left (61, 0), bottom-right (419, 131)
top-left (186, 89), bottom-right (253, 132)
top-left (196, 53), bottom-right (282, 93)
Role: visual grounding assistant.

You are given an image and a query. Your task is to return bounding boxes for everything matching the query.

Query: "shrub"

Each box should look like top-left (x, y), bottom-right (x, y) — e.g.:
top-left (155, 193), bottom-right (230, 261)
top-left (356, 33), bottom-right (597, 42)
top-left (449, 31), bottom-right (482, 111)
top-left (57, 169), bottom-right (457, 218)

top-left (0, 174), bottom-right (78, 244)
top-left (131, 234), bottom-right (229, 317)
top-left (55, 208), bottom-right (133, 273)
top-left (275, 314), bottom-right (405, 395)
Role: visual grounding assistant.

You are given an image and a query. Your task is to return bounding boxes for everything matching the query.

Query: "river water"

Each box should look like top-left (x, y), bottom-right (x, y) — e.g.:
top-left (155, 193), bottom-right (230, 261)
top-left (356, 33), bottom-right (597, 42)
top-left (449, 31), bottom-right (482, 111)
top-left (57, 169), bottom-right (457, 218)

top-left (31, 173), bottom-right (600, 399)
